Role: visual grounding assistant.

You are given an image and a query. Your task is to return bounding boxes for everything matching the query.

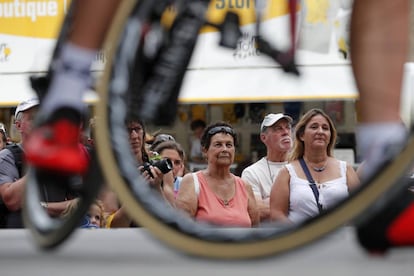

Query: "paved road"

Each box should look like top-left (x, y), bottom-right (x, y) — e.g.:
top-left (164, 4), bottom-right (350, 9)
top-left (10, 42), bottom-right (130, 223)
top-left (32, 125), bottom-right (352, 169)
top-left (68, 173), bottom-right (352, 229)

top-left (0, 227), bottom-right (413, 276)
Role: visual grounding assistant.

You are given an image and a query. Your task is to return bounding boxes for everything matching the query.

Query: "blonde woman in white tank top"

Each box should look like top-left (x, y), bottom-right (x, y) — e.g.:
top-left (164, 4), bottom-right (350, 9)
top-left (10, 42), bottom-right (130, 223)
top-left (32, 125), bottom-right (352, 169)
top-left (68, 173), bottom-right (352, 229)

top-left (269, 109), bottom-right (360, 224)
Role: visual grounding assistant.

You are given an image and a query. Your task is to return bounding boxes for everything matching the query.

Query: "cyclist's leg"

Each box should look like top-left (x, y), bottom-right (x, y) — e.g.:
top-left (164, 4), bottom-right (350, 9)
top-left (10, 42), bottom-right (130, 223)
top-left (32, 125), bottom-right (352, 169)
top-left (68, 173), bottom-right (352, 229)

top-left (351, 0), bottom-right (410, 181)
top-left (25, 0), bottom-right (121, 174)
top-left (351, 0), bottom-right (414, 252)
top-left (42, 0), bottom-right (120, 114)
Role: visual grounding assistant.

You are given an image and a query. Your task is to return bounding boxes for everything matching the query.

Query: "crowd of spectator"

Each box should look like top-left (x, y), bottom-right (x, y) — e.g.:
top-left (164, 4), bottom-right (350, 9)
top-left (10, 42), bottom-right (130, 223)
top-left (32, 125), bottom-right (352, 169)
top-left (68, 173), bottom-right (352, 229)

top-left (0, 98), bottom-right (361, 230)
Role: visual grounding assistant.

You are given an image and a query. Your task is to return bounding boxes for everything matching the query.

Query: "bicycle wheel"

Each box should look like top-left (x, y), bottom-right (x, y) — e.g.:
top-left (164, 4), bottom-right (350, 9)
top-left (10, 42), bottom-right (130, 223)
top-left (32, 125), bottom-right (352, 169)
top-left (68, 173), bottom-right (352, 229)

top-left (22, 0), bottom-right (104, 249)
top-left (95, 0), bottom-right (414, 259)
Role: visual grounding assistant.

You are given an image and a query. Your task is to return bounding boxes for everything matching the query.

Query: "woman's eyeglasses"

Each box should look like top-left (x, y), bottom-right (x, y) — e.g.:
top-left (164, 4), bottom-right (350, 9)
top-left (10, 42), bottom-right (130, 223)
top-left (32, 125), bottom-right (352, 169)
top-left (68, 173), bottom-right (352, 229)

top-left (127, 126), bottom-right (143, 134)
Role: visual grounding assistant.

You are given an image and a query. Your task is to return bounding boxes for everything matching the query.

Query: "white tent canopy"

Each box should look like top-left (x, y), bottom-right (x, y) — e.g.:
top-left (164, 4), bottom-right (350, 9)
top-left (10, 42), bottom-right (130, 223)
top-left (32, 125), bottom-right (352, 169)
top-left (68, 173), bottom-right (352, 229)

top-left (0, 63), bottom-right (358, 107)
top-left (178, 65), bottom-right (357, 103)
top-left (0, 73), bottom-right (99, 107)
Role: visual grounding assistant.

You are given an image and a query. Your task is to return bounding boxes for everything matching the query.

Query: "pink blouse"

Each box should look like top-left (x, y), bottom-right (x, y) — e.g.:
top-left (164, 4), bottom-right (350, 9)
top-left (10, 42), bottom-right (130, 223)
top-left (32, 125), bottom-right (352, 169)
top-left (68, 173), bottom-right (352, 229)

top-left (194, 172), bottom-right (252, 227)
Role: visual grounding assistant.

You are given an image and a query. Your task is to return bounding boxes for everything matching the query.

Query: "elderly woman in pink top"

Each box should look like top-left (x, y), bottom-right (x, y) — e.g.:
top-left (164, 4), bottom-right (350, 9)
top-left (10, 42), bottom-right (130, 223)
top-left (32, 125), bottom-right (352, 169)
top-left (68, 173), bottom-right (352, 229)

top-left (175, 121), bottom-right (259, 227)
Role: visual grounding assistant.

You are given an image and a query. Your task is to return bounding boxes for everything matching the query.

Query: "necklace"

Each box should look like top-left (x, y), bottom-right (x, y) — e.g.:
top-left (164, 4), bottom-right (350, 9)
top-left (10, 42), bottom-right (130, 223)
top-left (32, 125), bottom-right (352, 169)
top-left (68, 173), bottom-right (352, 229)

top-left (312, 166), bottom-right (326, 172)
top-left (266, 158), bottom-right (275, 183)
top-left (309, 159), bottom-right (328, 172)
top-left (206, 172), bottom-right (234, 207)
top-left (266, 158), bottom-right (287, 182)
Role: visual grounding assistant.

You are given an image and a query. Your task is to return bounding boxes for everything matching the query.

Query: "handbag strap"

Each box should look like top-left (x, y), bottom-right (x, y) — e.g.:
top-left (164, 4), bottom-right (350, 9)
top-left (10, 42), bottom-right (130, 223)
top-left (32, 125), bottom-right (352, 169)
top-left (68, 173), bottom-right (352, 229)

top-left (299, 158), bottom-right (323, 213)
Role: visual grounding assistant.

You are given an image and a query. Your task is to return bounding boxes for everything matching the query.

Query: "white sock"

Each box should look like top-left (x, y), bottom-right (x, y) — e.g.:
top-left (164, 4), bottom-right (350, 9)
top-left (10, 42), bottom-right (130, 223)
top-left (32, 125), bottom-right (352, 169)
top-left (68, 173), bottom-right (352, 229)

top-left (41, 42), bottom-right (97, 115)
top-left (356, 122), bottom-right (408, 180)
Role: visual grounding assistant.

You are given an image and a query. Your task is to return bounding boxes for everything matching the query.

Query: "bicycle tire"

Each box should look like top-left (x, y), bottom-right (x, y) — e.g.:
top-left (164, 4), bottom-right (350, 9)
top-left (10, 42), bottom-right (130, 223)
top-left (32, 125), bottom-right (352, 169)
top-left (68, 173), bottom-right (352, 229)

top-left (22, 150), bottom-right (103, 249)
top-left (22, 0), bottom-right (104, 249)
top-left (95, 0), bottom-right (414, 259)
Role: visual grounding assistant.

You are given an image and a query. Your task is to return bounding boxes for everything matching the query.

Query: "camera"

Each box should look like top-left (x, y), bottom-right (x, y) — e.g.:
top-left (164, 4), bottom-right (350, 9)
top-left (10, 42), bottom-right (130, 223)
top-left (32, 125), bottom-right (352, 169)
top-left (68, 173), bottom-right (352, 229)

top-left (141, 158), bottom-right (173, 178)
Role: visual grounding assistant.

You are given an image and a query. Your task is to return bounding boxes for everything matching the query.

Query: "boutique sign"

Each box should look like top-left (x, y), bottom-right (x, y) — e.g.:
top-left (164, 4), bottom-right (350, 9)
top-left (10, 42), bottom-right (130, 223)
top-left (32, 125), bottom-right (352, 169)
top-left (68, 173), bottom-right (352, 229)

top-left (0, 0), bottom-right (70, 38)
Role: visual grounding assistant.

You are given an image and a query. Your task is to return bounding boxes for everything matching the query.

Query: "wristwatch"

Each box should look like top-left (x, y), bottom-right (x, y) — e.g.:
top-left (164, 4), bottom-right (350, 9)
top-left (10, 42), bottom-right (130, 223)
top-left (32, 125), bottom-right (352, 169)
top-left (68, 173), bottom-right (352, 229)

top-left (40, 201), bottom-right (48, 209)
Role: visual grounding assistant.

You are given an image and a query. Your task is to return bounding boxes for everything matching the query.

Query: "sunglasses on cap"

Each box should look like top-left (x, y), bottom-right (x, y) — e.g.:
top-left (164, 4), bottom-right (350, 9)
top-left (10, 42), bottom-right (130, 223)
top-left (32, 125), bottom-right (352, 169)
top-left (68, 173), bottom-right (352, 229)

top-left (0, 124), bottom-right (7, 136)
top-left (155, 134), bottom-right (175, 143)
top-left (207, 126), bottom-right (235, 136)
top-left (151, 134), bottom-right (176, 150)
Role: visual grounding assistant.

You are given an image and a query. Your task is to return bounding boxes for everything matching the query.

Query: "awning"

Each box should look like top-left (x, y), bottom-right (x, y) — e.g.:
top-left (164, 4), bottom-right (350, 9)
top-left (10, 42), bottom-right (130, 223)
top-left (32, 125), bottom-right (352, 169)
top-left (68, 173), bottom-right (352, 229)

top-left (0, 63), bottom-right (358, 108)
top-left (178, 64), bottom-right (358, 103)
top-left (0, 64), bottom-right (358, 107)
top-left (0, 73), bottom-right (38, 107)
top-left (0, 73), bottom-right (99, 107)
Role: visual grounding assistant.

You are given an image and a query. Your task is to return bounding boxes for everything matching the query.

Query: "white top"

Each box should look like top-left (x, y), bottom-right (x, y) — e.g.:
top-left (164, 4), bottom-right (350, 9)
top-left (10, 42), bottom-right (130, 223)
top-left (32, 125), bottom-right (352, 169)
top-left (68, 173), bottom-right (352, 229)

top-left (241, 157), bottom-right (287, 199)
top-left (286, 160), bottom-right (349, 224)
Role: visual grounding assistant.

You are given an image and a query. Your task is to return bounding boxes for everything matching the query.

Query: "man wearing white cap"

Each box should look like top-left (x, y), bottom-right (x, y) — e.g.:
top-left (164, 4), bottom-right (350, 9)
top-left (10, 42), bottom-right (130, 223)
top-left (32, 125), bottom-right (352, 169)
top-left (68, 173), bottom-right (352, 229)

top-left (241, 113), bottom-right (293, 222)
top-left (0, 97), bottom-right (82, 228)
top-left (0, 97), bottom-right (39, 228)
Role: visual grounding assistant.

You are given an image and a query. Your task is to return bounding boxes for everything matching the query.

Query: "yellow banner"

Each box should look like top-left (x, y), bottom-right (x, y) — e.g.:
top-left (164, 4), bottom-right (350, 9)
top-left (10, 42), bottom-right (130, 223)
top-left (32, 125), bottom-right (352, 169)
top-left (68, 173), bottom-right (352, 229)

top-left (202, 0), bottom-right (295, 33)
top-left (0, 0), bottom-right (70, 39)
top-left (0, 0), bottom-right (296, 38)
